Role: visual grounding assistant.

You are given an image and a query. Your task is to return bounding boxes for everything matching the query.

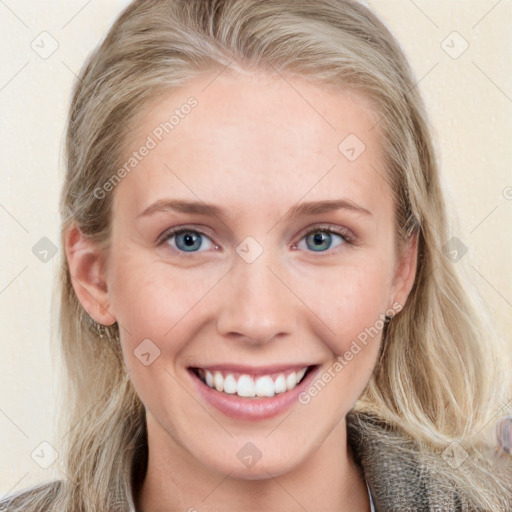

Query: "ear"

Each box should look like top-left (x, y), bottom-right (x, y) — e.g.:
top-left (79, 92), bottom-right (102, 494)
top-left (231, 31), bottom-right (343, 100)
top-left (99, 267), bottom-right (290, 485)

top-left (390, 231), bottom-right (418, 310)
top-left (65, 224), bottom-right (116, 326)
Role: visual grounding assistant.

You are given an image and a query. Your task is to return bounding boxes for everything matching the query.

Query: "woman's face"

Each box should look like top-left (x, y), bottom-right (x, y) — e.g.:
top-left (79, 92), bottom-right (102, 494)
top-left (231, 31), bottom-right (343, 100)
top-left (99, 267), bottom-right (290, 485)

top-left (99, 71), bottom-right (416, 478)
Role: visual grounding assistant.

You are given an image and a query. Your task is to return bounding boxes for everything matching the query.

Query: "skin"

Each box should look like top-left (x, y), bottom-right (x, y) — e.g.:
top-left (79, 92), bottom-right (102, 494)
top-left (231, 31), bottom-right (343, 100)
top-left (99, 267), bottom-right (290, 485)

top-left (66, 70), bottom-right (417, 511)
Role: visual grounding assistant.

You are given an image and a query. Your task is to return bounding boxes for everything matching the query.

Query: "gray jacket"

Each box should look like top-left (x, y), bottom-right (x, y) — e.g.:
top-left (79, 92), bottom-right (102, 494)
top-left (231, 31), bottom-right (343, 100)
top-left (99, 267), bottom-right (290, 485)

top-left (347, 410), bottom-right (512, 511)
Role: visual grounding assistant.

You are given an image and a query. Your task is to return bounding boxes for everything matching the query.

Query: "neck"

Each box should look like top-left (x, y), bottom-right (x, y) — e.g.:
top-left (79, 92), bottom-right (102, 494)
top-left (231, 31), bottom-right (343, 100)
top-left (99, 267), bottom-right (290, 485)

top-left (136, 415), bottom-right (370, 512)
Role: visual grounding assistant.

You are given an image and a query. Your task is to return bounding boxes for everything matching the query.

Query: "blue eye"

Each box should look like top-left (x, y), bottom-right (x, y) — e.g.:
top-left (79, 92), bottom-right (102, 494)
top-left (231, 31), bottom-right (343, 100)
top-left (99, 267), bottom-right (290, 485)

top-left (158, 224), bottom-right (352, 256)
top-left (296, 229), bottom-right (347, 252)
top-left (163, 229), bottom-right (214, 253)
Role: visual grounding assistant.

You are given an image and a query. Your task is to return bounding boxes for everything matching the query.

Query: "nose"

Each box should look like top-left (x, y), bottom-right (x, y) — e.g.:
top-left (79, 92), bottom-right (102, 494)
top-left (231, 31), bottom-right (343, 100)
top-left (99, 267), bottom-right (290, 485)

top-left (215, 247), bottom-right (296, 346)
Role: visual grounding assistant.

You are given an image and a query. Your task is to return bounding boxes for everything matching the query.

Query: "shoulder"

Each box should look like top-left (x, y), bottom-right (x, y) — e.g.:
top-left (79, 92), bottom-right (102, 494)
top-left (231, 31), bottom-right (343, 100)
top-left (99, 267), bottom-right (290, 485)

top-left (346, 410), bottom-right (497, 512)
top-left (0, 480), bottom-right (63, 511)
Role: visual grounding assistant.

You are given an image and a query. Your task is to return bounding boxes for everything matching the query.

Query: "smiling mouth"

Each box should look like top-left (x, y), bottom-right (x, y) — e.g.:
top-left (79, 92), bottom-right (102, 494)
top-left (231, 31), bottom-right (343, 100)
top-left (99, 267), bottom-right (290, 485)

top-left (189, 365), bottom-right (317, 399)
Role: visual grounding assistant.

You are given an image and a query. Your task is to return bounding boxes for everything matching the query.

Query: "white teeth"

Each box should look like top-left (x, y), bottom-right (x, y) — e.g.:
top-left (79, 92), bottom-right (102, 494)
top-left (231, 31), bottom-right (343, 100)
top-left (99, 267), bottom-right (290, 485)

top-left (296, 367), bottom-right (307, 382)
top-left (199, 367), bottom-right (310, 397)
top-left (223, 374), bottom-right (237, 394)
top-left (237, 375), bottom-right (256, 397)
top-left (286, 372), bottom-right (298, 391)
top-left (213, 371), bottom-right (224, 392)
top-left (255, 376), bottom-right (275, 397)
top-left (274, 374), bottom-right (287, 394)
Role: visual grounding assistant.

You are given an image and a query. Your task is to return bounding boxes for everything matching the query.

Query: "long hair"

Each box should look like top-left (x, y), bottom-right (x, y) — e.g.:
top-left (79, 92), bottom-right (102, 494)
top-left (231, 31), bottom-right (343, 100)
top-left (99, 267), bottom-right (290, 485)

top-left (2, 0), bottom-right (511, 510)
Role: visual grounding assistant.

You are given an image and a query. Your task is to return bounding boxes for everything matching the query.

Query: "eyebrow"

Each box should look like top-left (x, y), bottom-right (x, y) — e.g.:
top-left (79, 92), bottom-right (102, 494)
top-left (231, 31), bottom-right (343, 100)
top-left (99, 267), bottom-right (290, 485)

top-left (137, 198), bottom-right (372, 220)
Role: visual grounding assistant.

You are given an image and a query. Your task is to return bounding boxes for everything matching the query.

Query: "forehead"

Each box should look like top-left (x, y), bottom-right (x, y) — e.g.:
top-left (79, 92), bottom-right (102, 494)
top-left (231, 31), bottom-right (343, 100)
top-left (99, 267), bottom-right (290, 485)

top-left (113, 71), bottom-right (391, 220)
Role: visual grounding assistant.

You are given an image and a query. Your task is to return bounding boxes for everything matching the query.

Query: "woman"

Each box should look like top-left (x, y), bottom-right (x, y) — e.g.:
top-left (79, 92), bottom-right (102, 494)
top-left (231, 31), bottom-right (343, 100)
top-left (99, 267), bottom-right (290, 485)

top-left (1, 0), bottom-right (511, 510)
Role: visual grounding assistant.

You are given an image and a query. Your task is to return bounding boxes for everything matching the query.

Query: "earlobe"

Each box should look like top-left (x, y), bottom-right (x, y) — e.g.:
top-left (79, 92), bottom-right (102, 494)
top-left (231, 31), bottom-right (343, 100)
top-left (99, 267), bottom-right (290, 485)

top-left (391, 231), bottom-right (419, 310)
top-left (65, 224), bottom-right (116, 326)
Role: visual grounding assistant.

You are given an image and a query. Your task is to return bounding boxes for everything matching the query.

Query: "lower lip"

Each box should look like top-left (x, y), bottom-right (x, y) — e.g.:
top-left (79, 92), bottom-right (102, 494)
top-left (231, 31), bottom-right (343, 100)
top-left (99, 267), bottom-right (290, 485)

top-left (187, 365), bottom-right (321, 421)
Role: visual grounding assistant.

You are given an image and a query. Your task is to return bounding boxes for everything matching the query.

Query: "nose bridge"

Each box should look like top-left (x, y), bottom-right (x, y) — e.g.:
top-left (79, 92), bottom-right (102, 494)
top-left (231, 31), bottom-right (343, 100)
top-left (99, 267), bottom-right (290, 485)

top-left (215, 241), bottom-right (294, 343)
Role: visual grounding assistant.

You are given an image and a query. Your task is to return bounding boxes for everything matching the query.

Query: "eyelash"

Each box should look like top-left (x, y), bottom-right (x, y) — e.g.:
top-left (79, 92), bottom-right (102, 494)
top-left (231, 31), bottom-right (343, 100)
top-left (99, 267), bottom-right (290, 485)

top-left (156, 223), bottom-right (356, 258)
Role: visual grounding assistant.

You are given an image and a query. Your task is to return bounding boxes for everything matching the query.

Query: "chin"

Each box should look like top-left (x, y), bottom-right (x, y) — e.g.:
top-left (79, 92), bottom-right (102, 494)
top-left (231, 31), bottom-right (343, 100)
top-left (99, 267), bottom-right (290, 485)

top-left (198, 443), bottom-right (304, 480)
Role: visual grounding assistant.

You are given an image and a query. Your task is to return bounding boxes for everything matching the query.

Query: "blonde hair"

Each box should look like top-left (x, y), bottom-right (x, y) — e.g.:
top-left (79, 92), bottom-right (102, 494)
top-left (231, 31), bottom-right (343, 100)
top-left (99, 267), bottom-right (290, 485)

top-left (2, 0), bottom-right (511, 510)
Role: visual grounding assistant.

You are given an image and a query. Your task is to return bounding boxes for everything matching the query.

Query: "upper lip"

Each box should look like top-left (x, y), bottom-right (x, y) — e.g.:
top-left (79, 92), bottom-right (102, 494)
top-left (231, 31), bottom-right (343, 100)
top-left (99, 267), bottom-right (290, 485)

top-left (189, 363), bottom-right (318, 375)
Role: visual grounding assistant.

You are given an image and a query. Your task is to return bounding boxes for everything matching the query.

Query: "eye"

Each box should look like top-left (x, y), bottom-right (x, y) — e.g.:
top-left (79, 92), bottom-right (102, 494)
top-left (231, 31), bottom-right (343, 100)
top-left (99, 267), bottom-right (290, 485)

top-left (158, 227), bottom-right (215, 254)
top-left (157, 224), bottom-right (354, 257)
top-left (293, 225), bottom-right (353, 254)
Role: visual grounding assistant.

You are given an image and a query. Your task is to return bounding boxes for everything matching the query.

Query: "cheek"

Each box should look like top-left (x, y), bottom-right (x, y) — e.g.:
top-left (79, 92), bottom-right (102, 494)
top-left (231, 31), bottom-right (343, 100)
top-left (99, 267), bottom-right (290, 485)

top-left (107, 229), bottom-right (203, 330)
top-left (303, 257), bottom-right (393, 355)
top-left (108, 256), bottom-right (197, 416)
top-left (298, 265), bottom-right (391, 413)
top-left (108, 248), bottom-right (227, 385)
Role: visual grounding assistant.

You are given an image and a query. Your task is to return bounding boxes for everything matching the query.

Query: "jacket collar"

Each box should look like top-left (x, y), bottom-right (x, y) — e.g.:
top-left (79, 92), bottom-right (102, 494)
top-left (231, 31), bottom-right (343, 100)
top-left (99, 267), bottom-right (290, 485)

top-left (346, 410), bottom-right (464, 512)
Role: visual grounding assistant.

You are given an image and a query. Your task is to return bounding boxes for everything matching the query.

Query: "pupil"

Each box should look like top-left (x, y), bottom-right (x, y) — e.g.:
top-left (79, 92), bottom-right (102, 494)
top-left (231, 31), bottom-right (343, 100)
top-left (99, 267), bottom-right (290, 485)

top-left (309, 231), bottom-right (330, 251)
top-left (177, 232), bottom-right (201, 251)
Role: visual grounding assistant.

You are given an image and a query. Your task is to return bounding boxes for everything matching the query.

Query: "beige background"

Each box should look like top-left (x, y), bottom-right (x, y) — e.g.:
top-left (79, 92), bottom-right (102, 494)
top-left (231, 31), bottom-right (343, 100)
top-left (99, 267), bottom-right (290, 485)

top-left (1, 0), bottom-right (511, 495)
